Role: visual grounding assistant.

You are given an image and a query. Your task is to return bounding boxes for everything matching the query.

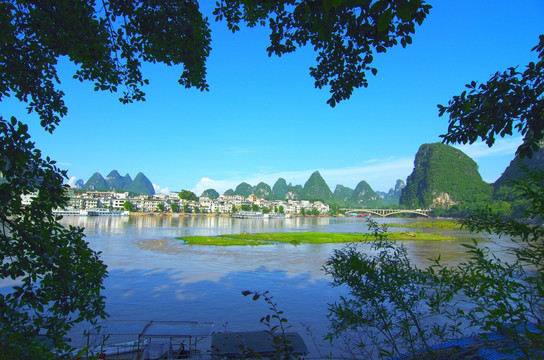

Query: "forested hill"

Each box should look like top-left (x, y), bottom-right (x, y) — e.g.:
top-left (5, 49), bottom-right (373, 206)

top-left (400, 143), bottom-right (492, 208)
top-left (81, 170), bottom-right (155, 195)
top-left (494, 145), bottom-right (544, 197)
top-left (301, 171), bottom-right (335, 202)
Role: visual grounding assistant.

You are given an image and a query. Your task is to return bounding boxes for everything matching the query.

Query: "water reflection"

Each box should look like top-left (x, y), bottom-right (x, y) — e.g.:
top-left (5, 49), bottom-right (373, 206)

top-left (60, 215), bottom-right (353, 235)
top-left (1, 215), bottom-right (516, 357)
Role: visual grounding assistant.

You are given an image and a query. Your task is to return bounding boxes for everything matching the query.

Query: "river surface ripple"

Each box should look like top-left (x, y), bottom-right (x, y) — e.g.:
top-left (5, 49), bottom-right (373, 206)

top-left (1, 215), bottom-right (512, 357)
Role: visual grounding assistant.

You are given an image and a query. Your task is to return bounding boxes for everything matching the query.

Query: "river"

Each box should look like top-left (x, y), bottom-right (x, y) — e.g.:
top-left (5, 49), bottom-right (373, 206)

top-left (1, 215), bottom-right (510, 357)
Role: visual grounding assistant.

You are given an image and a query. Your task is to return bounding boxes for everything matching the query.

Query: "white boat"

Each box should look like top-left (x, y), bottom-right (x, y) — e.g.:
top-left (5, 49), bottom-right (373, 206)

top-left (87, 210), bottom-right (130, 216)
top-left (231, 211), bottom-right (264, 219)
top-left (53, 209), bottom-right (89, 216)
top-left (264, 213), bottom-right (291, 219)
top-left (53, 209), bottom-right (130, 216)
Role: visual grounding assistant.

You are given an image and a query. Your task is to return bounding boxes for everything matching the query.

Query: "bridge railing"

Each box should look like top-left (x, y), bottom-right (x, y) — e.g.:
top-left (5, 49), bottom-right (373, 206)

top-left (341, 208), bottom-right (431, 218)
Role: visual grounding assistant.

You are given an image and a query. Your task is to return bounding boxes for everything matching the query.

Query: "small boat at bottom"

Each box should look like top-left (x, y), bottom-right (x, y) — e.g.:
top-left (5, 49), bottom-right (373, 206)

top-left (211, 331), bottom-right (308, 358)
top-left (77, 320), bottom-right (308, 360)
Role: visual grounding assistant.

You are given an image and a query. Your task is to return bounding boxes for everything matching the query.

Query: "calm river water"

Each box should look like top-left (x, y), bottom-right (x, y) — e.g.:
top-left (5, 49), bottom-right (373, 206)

top-left (1, 215), bottom-right (511, 357)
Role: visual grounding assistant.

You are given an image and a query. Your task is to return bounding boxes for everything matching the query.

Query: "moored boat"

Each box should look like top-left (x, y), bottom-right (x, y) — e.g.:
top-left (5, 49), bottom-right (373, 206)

top-left (231, 211), bottom-right (264, 219)
top-left (264, 213), bottom-right (291, 219)
top-left (53, 209), bottom-right (89, 216)
top-left (87, 210), bottom-right (130, 216)
top-left (76, 320), bottom-right (309, 360)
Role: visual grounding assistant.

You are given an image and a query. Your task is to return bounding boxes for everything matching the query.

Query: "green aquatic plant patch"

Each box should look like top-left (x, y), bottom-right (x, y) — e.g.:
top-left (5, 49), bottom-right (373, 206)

top-left (177, 231), bottom-right (456, 246)
top-left (387, 221), bottom-right (462, 230)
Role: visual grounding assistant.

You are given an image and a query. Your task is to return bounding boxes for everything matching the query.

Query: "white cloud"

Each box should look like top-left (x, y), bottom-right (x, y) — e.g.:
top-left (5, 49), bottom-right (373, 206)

top-left (153, 184), bottom-right (170, 194)
top-left (192, 177), bottom-right (243, 197)
top-left (192, 156), bottom-right (415, 195)
top-left (66, 176), bottom-right (77, 187)
top-left (452, 137), bottom-right (522, 159)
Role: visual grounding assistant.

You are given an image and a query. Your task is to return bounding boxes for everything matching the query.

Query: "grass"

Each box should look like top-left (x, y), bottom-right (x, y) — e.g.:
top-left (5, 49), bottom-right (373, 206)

top-left (177, 231), bottom-right (457, 246)
top-left (387, 221), bottom-right (462, 230)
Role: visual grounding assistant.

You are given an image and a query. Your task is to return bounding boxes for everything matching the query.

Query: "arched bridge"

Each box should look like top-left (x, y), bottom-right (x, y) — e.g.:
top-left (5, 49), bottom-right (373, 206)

top-left (342, 208), bottom-right (431, 218)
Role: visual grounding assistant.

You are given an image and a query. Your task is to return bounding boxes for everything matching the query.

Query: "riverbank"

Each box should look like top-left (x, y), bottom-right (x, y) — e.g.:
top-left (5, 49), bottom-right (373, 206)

top-left (388, 220), bottom-right (462, 230)
top-left (177, 231), bottom-right (456, 246)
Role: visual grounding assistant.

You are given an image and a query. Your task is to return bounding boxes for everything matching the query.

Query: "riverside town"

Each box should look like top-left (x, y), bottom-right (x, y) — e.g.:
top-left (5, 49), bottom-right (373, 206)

top-left (21, 189), bottom-right (331, 216)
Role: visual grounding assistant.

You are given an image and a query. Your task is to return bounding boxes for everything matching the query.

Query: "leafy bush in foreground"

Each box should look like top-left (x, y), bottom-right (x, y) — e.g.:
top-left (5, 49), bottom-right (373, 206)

top-left (324, 168), bottom-right (543, 359)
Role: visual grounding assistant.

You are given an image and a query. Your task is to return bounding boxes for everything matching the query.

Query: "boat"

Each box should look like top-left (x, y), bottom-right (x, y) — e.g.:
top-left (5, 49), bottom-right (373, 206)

top-left (231, 211), bottom-right (264, 219)
top-left (52, 209), bottom-right (130, 216)
top-left (80, 320), bottom-right (214, 359)
top-left (87, 210), bottom-right (130, 216)
top-left (77, 320), bottom-right (309, 360)
top-left (263, 213), bottom-right (291, 219)
top-left (53, 209), bottom-right (89, 216)
top-left (392, 323), bottom-right (542, 360)
top-left (211, 331), bottom-right (308, 358)
top-left (357, 213), bottom-right (372, 219)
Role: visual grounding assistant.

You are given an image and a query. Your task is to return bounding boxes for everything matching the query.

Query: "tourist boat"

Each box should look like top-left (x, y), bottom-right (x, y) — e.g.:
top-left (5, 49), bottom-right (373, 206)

top-left (263, 213), bottom-right (291, 219)
top-left (87, 210), bottom-right (130, 216)
top-left (231, 211), bottom-right (264, 219)
top-left (52, 209), bottom-right (130, 216)
top-left (77, 320), bottom-right (308, 359)
top-left (53, 209), bottom-right (89, 216)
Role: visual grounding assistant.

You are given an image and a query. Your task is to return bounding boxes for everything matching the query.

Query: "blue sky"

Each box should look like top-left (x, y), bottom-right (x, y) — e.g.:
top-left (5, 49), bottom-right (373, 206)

top-left (3, 0), bottom-right (543, 195)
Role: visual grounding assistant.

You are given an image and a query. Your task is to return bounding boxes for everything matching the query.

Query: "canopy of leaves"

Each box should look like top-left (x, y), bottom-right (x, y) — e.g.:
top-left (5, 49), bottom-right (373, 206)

top-left (440, 35), bottom-right (544, 159)
top-left (214, 0), bottom-right (431, 106)
top-left (122, 200), bottom-right (134, 211)
top-left (0, 117), bottom-right (108, 358)
top-left (0, 0), bottom-right (212, 132)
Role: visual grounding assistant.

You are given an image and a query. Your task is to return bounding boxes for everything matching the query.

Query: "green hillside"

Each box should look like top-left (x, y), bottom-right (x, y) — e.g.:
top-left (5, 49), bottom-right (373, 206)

top-left (105, 170), bottom-right (132, 190)
top-left (128, 172), bottom-right (155, 195)
top-left (285, 184), bottom-right (302, 200)
top-left (378, 179), bottom-right (405, 206)
top-left (253, 182), bottom-right (273, 199)
top-left (400, 143), bottom-right (492, 208)
top-left (82, 170), bottom-right (154, 194)
top-left (234, 182), bottom-right (253, 197)
top-left (272, 178), bottom-right (289, 199)
top-left (494, 146), bottom-right (544, 200)
top-left (201, 188), bottom-right (219, 199)
top-left (301, 171), bottom-right (334, 202)
top-left (334, 185), bottom-right (354, 205)
top-left (351, 180), bottom-right (380, 207)
top-left (82, 172), bottom-right (108, 191)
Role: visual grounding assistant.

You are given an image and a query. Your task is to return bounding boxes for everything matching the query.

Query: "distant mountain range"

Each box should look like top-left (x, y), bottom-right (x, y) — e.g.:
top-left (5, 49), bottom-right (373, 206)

top-left (216, 170), bottom-right (401, 208)
top-left (77, 170), bottom-right (155, 195)
top-left (73, 141), bottom-right (543, 207)
top-left (205, 142), bottom-right (542, 208)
